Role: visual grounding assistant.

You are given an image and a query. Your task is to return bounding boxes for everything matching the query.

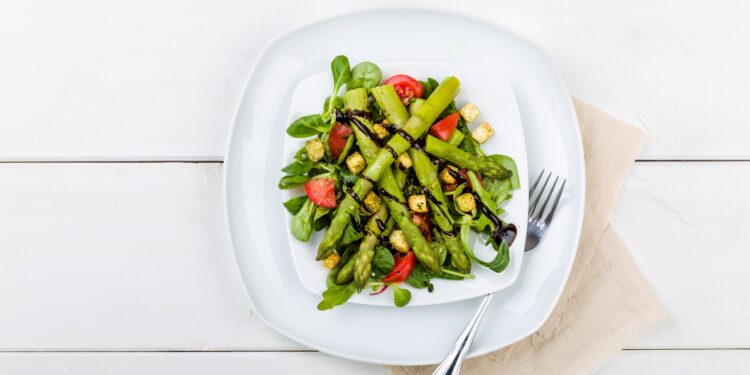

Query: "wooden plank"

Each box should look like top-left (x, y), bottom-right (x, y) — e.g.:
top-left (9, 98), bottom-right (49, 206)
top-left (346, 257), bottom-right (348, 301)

top-left (0, 163), bottom-right (297, 350)
top-left (1, 1), bottom-right (749, 160)
top-left (0, 162), bottom-right (748, 351)
top-left (0, 352), bottom-right (386, 375)
top-left (599, 350), bottom-right (750, 374)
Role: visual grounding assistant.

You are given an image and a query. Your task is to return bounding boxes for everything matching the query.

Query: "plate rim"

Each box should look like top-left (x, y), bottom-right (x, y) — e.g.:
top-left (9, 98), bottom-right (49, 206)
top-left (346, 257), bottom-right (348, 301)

top-left (223, 6), bottom-right (586, 365)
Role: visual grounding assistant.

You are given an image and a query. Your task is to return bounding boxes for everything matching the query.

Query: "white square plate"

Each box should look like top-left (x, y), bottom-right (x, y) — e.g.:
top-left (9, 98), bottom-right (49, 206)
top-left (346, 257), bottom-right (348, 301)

top-left (225, 8), bottom-right (585, 365)
top-left (284, 63), bottom-right (528, 306)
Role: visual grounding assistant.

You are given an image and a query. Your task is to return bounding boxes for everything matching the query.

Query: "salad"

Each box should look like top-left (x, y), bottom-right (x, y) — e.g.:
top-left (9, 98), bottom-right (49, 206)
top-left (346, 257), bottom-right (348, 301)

top-left (279, 56), bottom-right (520, 310)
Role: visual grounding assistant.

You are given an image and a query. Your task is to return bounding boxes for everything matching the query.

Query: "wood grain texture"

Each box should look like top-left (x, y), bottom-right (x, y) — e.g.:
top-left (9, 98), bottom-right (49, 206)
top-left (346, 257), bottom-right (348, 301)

top-left (1, 0), bottom-right (748, 160)
top-left (0, 163), bottom-right (297, 350)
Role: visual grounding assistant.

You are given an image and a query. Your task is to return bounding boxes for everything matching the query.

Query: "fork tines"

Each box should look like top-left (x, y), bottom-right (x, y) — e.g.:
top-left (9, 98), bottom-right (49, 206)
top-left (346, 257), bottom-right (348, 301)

top-left (528, 169), bottom-right (566, 227)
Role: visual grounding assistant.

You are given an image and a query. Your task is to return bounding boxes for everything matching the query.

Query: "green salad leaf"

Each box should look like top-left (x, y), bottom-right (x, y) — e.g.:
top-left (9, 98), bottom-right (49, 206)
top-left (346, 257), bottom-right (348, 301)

top-left (407, 263), bottom-right (434, 292)
top-left (348, 62), bottom-right (382, 90)
top-left (281, 159), bottom-right (314, 176)
top-left (392, 285), bottom-right (412, 308)
top-left (277, 175), bottom-right (309, 189)
top-left (317, 282), bottom-right (356, 310)
top-left (287, 114), bottom-right (330, 138)
top-left (291, 199), bottom-right (316, 242)
top-left (372, 245), bottom-right (395, 278)
top-left (283, 196), bottom-right (308, 214)
top-left (460, 224), bottom-right (510, 273)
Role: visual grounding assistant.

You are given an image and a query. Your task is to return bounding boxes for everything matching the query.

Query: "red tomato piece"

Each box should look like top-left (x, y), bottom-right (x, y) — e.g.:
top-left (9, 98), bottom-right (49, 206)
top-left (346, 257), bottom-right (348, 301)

top-left (328, 122), bottom-right (353, 159)
top-left (382, 251), bottom-right (417, 284)
top-left (304, 178), bottom-right (337, 208)
top-left (384, 75), bottom-right (423, 101)
top-left (430, 112), bottom-right (460, 141)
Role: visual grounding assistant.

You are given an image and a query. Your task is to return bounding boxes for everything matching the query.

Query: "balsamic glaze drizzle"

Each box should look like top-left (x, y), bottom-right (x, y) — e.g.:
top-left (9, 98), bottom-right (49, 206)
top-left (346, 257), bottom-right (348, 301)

top-left (375, 219), bottom-right (386, 232)
top-left (396, 129), bottom-right (415, 145)
top-left (350, 116), bottom-right (377, 142)
top-left (347, 109), bottom-right (372, 120)
top-left (350, 214), bottom-right (364, 232)
top-left (422, 187), bottom-right (443, 206)
top-left (335, 109), bottom-right (350, 124)
top-left (348, 190), bottom-right (367, 211)
top-left (359, 175), bottom-right (374, 185)
top-left (378, 188), bottom-right (409, 210)
top-left (446, 167), bottom-right (462, 180)
top-left (384, 145), bottom-right (399, 159)
top-left (470, 191), bottom-right (517, 246)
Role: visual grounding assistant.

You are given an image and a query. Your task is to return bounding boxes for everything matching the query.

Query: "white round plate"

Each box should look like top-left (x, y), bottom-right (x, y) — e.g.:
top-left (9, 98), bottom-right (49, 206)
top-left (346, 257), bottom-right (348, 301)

top-left (225, 8), bottom-right (585, 365)
top-left (284, 62), bottom-right (529, 306)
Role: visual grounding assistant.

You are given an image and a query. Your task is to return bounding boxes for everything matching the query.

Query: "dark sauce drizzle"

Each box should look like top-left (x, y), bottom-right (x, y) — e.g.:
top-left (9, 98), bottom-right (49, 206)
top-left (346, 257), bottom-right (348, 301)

top-left (335, 109), bottom-right (350, 124)
top-left (447, 167), bottom-right (462, 180)
top-left (347, 109), bottom-right (372, 120)
top-left (350, 116), bottom-right (377, 142)
top-left (350, 214), bottom-right (364, 232)
top-left (395, 129), bottom-right (415, 145)
top-left (375, 219), bottom-right (386, 232)
top-left (471, 192), bottom-right (517, 246)
top-left (378, 188), bottom-right (409, 210)
top-left (384, 145), bottom-right (399, 159)
top-left (359, 174), bottom-right (374, 185)
top-left (348, 190), bottom-right (368, 212)
top-left (422, 187), bottom-right (443, 206)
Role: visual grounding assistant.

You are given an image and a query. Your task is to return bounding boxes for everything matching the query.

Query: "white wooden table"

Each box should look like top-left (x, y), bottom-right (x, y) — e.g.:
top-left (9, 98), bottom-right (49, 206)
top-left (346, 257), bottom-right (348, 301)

top-left (2, 1), bottom-right (749, 373)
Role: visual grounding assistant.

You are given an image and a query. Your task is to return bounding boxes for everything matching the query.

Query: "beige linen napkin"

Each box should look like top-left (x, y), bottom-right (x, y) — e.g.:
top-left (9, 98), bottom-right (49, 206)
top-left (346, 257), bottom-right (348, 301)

top-left (388, 100), bottom-right (666, 375)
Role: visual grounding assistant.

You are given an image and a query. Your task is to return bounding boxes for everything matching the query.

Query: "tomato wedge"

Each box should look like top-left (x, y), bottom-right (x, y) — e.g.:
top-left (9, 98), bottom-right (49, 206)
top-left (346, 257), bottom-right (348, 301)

top-left (382, 251), bottom-right (417, 283)
top-left (329, 122), bottom-right (352, 160)
top-left (430, 112), bottom-right (460, 141)
top-left (304, 178), bottom-right (337, 208)
top-left (384, 74), bottom-right (423, 101)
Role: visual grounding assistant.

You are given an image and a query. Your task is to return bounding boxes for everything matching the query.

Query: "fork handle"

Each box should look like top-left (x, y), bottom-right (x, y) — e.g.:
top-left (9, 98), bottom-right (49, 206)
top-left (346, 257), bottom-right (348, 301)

top-left (432, 293), bottom-right (494, 375)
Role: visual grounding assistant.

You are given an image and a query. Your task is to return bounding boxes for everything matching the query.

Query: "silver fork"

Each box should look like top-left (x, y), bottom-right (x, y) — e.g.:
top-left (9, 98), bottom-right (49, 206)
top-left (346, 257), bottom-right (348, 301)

top-left (432, 170), bottom-right (566, 375)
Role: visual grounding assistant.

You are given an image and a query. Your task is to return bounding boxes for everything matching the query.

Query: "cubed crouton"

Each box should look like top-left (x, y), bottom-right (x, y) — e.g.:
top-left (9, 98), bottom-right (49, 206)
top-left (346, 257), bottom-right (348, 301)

top-left (459, 103), bottom-right (480, 123)
top-left (471, 122), bottom-right (494, 144)
top-left (373, 123), bottom-right (390, 139)
top-left (456, 193), bottom-right (476, 213)
top-left (395, 153), bottom-right (412, 170)
top-left (305, 139), bottom-right (325, 161)
top-left (439, 166), bottom-right (458, 184)
top-left (408, 194), bottom-right (429, 213)
top-left (363, 191), bottom-right (381, 213)
top-left (389, 230), bottom-right (410, 253)
top-left (322, 253), bottom-right (341, 269)
top-left (346, 151), bottom-right (366, 175)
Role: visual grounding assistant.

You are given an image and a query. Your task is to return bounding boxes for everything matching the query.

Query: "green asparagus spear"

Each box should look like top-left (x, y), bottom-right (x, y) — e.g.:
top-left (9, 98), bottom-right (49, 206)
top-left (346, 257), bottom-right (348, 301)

top-left (447, 129), bottom-right (465, 146)
top-left (336, 253), bottom-right (356, 285)
top-left (371, 85), bottom-right (410, 125)
top-left (424, 135), bottom-right (512, 179)
top-left (408, 148), bottom-right (471, 272)
top-left (350, 115), bottom-right (441, 273)
top-left (379, 166), bottom-right (440, 272)
top-left (354, 206), bottom-right (389, 290)
top-left (316, 77), bottom-right (460, 259)
top-left (343, 88), bottom-right (369, 112)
